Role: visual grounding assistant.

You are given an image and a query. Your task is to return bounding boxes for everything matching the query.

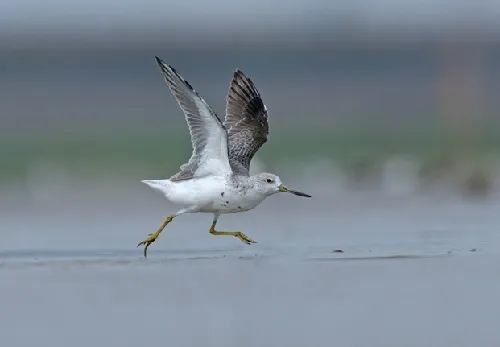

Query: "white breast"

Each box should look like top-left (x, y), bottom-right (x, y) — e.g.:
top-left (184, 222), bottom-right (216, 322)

top-left (209, 182), bottom-right (267, 214)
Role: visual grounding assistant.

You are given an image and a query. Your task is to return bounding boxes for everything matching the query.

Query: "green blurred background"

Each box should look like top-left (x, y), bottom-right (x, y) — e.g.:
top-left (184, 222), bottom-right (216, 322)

top-left (2, 1), bottom-right (500, 197)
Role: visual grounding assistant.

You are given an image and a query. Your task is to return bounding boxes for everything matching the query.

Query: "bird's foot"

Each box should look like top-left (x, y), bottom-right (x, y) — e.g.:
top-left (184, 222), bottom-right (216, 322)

top-left (234, 231), bottom-right (257, 245)
top-left (137, 215), bottom-right (175, 257)
top-left (209, 229), bottom-right (257, 245)
top-left (137, 230), bottom-right (161, 257)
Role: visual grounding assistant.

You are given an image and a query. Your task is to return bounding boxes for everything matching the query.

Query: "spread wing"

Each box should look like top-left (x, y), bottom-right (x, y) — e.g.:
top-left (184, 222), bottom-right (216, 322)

top-left (224, 70), bottom-right (269, 176)
top-left (155, 57), bottom-right (231, 181)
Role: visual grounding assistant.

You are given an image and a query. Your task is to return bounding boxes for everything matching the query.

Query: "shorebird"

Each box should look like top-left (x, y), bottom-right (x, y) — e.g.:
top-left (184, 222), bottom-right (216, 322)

top-left (138, 57), bottom-right (311, 257)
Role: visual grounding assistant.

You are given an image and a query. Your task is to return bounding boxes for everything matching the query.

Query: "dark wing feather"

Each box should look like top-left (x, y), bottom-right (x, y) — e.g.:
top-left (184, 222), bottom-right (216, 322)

top-left (224, 70), bottom-right (269, 176)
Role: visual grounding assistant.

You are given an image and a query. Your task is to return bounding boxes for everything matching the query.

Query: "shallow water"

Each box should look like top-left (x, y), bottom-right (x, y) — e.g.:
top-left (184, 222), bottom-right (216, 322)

top-left (1, 181), bottom-right (500, 346)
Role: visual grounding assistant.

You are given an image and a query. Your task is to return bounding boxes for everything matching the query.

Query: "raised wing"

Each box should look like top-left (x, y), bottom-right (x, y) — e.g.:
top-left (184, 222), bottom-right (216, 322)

top-left (224, 70), bottom-right (269, 176)
top-left (155, 56), bottom-right (231, 181)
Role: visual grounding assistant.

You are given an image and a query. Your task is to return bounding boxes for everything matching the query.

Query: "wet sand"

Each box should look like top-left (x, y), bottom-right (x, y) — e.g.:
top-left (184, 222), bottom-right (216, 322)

top-left (1, 182), bottom-right (499, 346)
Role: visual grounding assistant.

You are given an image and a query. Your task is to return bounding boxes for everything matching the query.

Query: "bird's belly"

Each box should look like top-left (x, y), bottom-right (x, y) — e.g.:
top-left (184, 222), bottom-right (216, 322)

top-left (205, 193), bottom-right (263, 213)
top-left (167, 176), bottom-right (226, 207)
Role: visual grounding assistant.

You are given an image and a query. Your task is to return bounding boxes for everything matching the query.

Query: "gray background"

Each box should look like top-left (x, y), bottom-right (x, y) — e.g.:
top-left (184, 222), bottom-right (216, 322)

top-left (2, 1), bottom-right (500, 346)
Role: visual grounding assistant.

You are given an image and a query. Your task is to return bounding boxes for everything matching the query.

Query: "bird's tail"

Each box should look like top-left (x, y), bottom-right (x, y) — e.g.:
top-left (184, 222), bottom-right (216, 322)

top-left (141, 179), bottom-right (171, 196)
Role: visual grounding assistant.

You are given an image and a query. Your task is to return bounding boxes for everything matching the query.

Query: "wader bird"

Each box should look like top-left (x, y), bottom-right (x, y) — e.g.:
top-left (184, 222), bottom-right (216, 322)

top-left (138, 57), bottom-right (311, 257)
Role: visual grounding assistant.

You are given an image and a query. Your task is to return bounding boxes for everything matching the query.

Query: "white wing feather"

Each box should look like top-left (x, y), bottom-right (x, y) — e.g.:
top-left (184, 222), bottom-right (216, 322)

top-left (155, 57), bottom-right (232, 180)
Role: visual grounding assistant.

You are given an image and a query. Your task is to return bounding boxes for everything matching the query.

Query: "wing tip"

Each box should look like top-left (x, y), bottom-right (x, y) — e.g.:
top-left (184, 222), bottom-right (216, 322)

top-left (155, 56), bottom-right (178, 75)
top-left (155, 55), bottom-right (165, 68)
top-left (234, 69), bottom-right (246, 79)
top-left (155, 57), bottom-right (194, 91)
top-left (231, 69), bottom-right (260, 98)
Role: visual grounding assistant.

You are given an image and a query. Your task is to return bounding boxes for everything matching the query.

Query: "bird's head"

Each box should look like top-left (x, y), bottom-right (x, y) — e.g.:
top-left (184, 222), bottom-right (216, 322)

top-left (252, 173), bottom-right (311, 198)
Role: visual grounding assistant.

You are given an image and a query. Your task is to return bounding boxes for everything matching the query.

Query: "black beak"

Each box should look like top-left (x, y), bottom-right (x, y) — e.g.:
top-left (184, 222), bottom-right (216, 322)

top-left (278, 184), bottom-right (311, 197)
top-left (289, 190), bottom-right (312, 198)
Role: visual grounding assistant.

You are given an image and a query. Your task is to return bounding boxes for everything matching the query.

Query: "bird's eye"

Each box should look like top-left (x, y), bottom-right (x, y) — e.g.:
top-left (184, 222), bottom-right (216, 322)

top-left (266, 178), bottom-right (273, 183)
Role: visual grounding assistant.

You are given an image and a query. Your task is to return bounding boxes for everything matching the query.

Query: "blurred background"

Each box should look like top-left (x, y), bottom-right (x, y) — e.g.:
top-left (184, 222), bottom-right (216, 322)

top-left (2, 0), bottom-right (500, 258)
top-left (2, 2), bottom-right (500, 346)
top-left (2, 0), bottom-right (500, 197)
top-left (2, 0), bottom-right (500, 203)
top-left (3, 1), bottom-right (500, 256)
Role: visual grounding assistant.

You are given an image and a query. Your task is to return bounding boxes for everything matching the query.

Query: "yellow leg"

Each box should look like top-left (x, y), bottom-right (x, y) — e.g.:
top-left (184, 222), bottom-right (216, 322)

top-left (137, 215), bottom-right (175, 257)
top-left (209, 220), bottom-right (257, 245)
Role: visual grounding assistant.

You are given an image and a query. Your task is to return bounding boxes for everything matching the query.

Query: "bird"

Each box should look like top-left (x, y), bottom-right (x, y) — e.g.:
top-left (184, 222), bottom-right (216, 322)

top-left (137, 56), bottom-right (311, 257)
